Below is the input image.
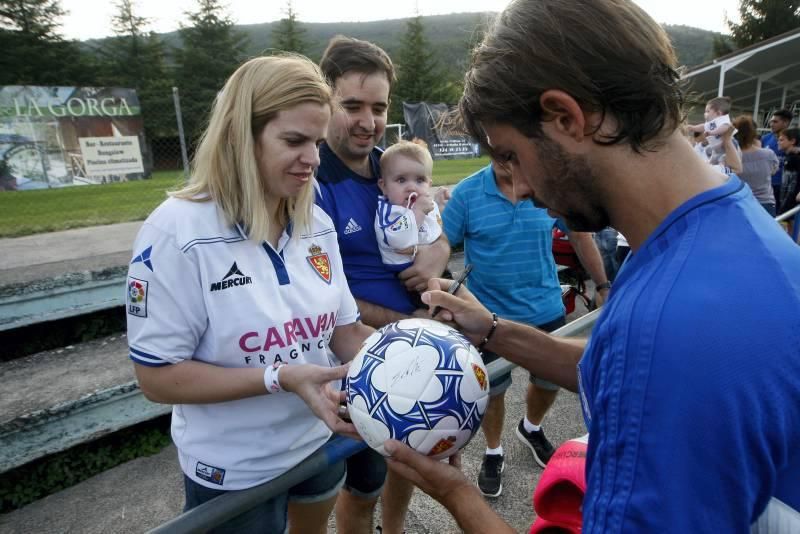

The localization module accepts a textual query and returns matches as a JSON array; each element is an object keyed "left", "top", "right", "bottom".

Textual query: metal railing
[
  {"left": 147, "top": 310, "right": 601, "bottom": 534},
  {"left": 775, "top": 204, "right": 800, "bottom": 243}
]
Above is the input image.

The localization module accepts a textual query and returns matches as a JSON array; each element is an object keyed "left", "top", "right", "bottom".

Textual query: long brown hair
[{"left": 733, "top": 115, "right": 758, "bottom": 150}]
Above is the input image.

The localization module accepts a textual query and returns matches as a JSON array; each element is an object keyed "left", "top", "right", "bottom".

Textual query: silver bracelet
[{"left": 264, "top": 362, "right": 287, "bottom": 394}]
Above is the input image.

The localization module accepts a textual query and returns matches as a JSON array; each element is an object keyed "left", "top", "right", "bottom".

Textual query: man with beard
[
  {"left": 315, "top": 36, "right": 451, "bottom": 534},
  {"left": 381, "top": 0, "right": 800, "bottom": 532}
]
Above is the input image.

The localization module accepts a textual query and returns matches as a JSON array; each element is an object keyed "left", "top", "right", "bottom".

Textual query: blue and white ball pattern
[{"left": 346, "top": 318, "right": 490, "bottom": 459}]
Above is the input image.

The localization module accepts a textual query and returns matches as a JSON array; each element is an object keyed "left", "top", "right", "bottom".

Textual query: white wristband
[{"left": 264, "top": 363, "right": 287, "bottom": 394}]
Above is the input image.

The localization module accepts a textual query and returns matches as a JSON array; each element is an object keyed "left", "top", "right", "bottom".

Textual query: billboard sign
[
  {"left": 0, "top": 86, "right": 149, "bottom": 191},
  {"left": 402, "top": 102, "right": 480, "bottom": 160}
]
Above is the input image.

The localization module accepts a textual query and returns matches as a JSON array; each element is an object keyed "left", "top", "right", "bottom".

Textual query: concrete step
[
  {"left": 0, "top": 334, "right": 169, "bottom": 472},
  {"left": 0, "top": 222, "right": 140, "bottom": 331}
]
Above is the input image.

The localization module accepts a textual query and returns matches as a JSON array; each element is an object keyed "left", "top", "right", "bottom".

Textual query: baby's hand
[{"left": 413, "top": 193, "right": 434, "bottom": 216}]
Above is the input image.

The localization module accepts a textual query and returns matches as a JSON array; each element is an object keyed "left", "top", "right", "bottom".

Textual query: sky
[{"left": 59, "top": 0, "right": 741, "bottom": 41}]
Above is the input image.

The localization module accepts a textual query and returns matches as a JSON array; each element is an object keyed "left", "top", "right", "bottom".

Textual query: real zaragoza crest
[{"left": 306, "top": 243, "right": 331, "bottom": 284}]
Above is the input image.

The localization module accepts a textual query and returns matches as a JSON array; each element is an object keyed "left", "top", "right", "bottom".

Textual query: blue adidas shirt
[
  {"left": 315, "top": 143, "right": 416, "bottom": 314},
  {"left": 578, "top": 175, "right": 800, "bottom": 531},
  {"left": 443, "top": 164, "right": 564, "bottom": 326}
]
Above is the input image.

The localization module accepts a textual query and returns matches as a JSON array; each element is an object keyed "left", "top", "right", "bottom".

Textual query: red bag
[{"left": 552, "top": 228, "right": 580, "bottom": 269}]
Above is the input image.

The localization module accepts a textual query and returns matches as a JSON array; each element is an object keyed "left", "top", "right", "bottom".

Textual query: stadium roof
[{"left": 682, "top": 27, "right": 800, "bottom": 125}]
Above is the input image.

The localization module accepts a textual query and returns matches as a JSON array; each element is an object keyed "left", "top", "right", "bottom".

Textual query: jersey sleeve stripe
[{"left": 129, "top": 346, "right": 171, "bottom": 367}]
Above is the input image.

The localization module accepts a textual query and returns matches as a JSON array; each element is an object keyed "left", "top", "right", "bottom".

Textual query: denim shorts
[
  {"left": 182, "top": 447, "right": 346, "bottom": 533},
  {"left": 481, "top": 315, "right": 566, "bottom": 394},
  {"left": 343, "top": 446, "right": 387, "bottom": 499}
]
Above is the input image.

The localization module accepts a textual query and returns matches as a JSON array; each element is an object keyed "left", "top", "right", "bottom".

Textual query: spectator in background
[
  {"left": 440, "top": 159, "right": 608, "bottom": 498},
  {"left": 593, "top": 227, "right": 620, "bottom": 282},
  {"left": 778, "top": 128, "right": 800, "bottom": 236},
  {"left": 734, "top": 115, "right": 779, "bottom": 216},
  {"left": 762, "top": 109, "right": 793, "bottom": 205},
  {"left": 687, "top": 96, "right": 735, "bottom": 165},
  {"left": 711, "top": 125, "right": 742, "bottom": 175}
]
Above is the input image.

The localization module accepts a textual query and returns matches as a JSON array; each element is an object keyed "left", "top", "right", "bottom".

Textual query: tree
[
  {"left": 174, "top": 0, "right": 248, "bottom": 142},
  {"left": 270, "top": 1, "right": 310, "bottom": 56},
  {"left": 0, "top": 0, "right": 95, "bottom": 85},
  {"left": 711, "top": 34, "right": 735, "bottom": 58},
  {"left": 722, "top": 0, "right": 800, "bottom": 53},
  {"left": 391, "top": 15, "right": 451, "bottom": 123},
  {"left": 99, "top": 0, "right": 173, "bottom": 137}
]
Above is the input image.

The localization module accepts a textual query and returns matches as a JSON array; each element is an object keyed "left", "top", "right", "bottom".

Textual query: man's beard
[{"left": 533, "top": 134, "right": 610, "bottom": 233}]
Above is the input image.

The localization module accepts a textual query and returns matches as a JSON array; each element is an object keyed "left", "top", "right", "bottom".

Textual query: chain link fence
[{"left": 0, "top": 87, "right": 191, "bottom": 238}]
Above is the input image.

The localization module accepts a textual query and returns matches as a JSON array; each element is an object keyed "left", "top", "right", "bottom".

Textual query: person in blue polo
[{"left": 441, "top": 159, "right": 609, "bottom": 498}]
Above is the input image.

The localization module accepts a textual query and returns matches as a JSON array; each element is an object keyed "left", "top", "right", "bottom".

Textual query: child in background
[
  {"left": 375, "top": 140, "right": 442, "bottom": 270},
  {"left": 777, "top": 128, "right": 800, "bottom": 226},
  {"left": 688, "top": 96, "right": 735, "bottom": 165}
]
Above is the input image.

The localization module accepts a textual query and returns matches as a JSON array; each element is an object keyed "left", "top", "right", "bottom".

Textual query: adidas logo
[
  {"left": 210, "top": 262, "right": 253, "bottom": 292},
  {"left": 343, "top": 218, "right": 363, "bottom": 235}
]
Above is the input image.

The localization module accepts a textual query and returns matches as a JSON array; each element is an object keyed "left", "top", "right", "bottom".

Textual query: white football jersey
[
  {"left": 374, "top": 195, "right": 442, "bottom": 267},
  {"left": 126, "top": 197, "right": 358, "bottom": 490}
]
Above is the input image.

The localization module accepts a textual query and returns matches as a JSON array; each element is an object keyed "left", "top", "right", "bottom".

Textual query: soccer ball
[{"left": 346, "top": 318, "right": 490, "bottom": 459}]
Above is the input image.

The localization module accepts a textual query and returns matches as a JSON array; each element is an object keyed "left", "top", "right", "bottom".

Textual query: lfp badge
[
  {"left": 127, "top": 277, "right": 148, "bottom": 317},
  {"left": 306, "top": 243, "right": 331, "bottom": 284}
]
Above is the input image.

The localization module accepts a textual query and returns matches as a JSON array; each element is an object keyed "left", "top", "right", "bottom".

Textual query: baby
[
  {"left": 688, "top": 96, "right": 735, "bottom": 165},
  {"left": 375, "top": 140, "right": 442, "bottom": 270}
]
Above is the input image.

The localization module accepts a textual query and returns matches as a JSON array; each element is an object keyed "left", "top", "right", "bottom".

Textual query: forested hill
[{"left": 147, "top": 12, "right": 721, "bottom": 71}]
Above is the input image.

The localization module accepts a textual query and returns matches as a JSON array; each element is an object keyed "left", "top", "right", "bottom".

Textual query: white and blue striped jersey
[
  {"left": 374, "top": 195, "right": 442, "bottom": 269},
  {"left": 126, "top": 196, "right": 359, "bottom": 490}
]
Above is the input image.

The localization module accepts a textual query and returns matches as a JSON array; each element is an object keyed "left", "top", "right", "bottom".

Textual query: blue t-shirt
[
  {"left": 315, "top": 143, "right": 416, "bottom": 314},
  {"left": 578, "top": 175, "right": 800, "bottom": 532},
  {"left": 443, "top": 164, "right": 564, "bottom": 326},
  {"left": 762, "top": 132, "right": 785, "bottom": 187}
]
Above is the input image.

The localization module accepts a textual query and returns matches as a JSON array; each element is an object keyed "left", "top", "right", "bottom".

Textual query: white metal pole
[{"left": 753, "top": 77, "right": 763, "bottom": 125}]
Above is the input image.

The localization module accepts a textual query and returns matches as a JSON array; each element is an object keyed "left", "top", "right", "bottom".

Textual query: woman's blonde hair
[{"left": 172, "top": 55, "right": 332, "bottom": 243}]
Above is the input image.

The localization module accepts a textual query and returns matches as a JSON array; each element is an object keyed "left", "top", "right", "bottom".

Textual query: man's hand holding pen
[{"left": 422, "top": 272, "right": 496, "bottom": 348}]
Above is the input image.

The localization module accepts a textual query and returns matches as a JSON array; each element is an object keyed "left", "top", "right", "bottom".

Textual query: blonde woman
[{"left": 126, "top": 55, "right": 373, "bottom": 533}]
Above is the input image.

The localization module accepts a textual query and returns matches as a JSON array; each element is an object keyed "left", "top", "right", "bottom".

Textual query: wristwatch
[{"left": 595, "top": 281, "right": 612, "bottom": 291}]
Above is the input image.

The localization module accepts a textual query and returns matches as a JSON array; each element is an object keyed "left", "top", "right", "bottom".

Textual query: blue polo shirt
[
  {"left": 315, "top": 143, "right": 416, "bottom": 314},
  {"left": 578, "top": 175, "right": 800, "bottom": 531},
  {"left": 443, "top": 164, "right": 564, "bottom": 326},
  {"left": 762, "top": 132, "right": 785, "bottom": 187}
]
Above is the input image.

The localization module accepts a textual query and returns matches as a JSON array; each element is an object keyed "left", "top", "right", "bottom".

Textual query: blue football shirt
[
  {"left": 578, "top": 175, "right": 800, "bottom": 531},
  {"left": 315, "top": 143, "right": 417, "bottom": 314}
]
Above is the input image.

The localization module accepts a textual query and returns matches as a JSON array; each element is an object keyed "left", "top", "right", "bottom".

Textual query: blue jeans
[
  {"left": 593, "top": 227, "right": 620, "bottom": 281},
  {"left": 182, "top": 449, "right": 345, "bottom": 533}
]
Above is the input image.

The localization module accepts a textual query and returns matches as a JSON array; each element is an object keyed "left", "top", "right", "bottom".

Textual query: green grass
[
  {"left": 0, "top": 157, "right": 490, "bottom": 238},
  {"left": 432, "top": 156, "right": 490, "bottom": 186},
  {"left": 0, "top": 171, "right": 187, "bottom": 237}
]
